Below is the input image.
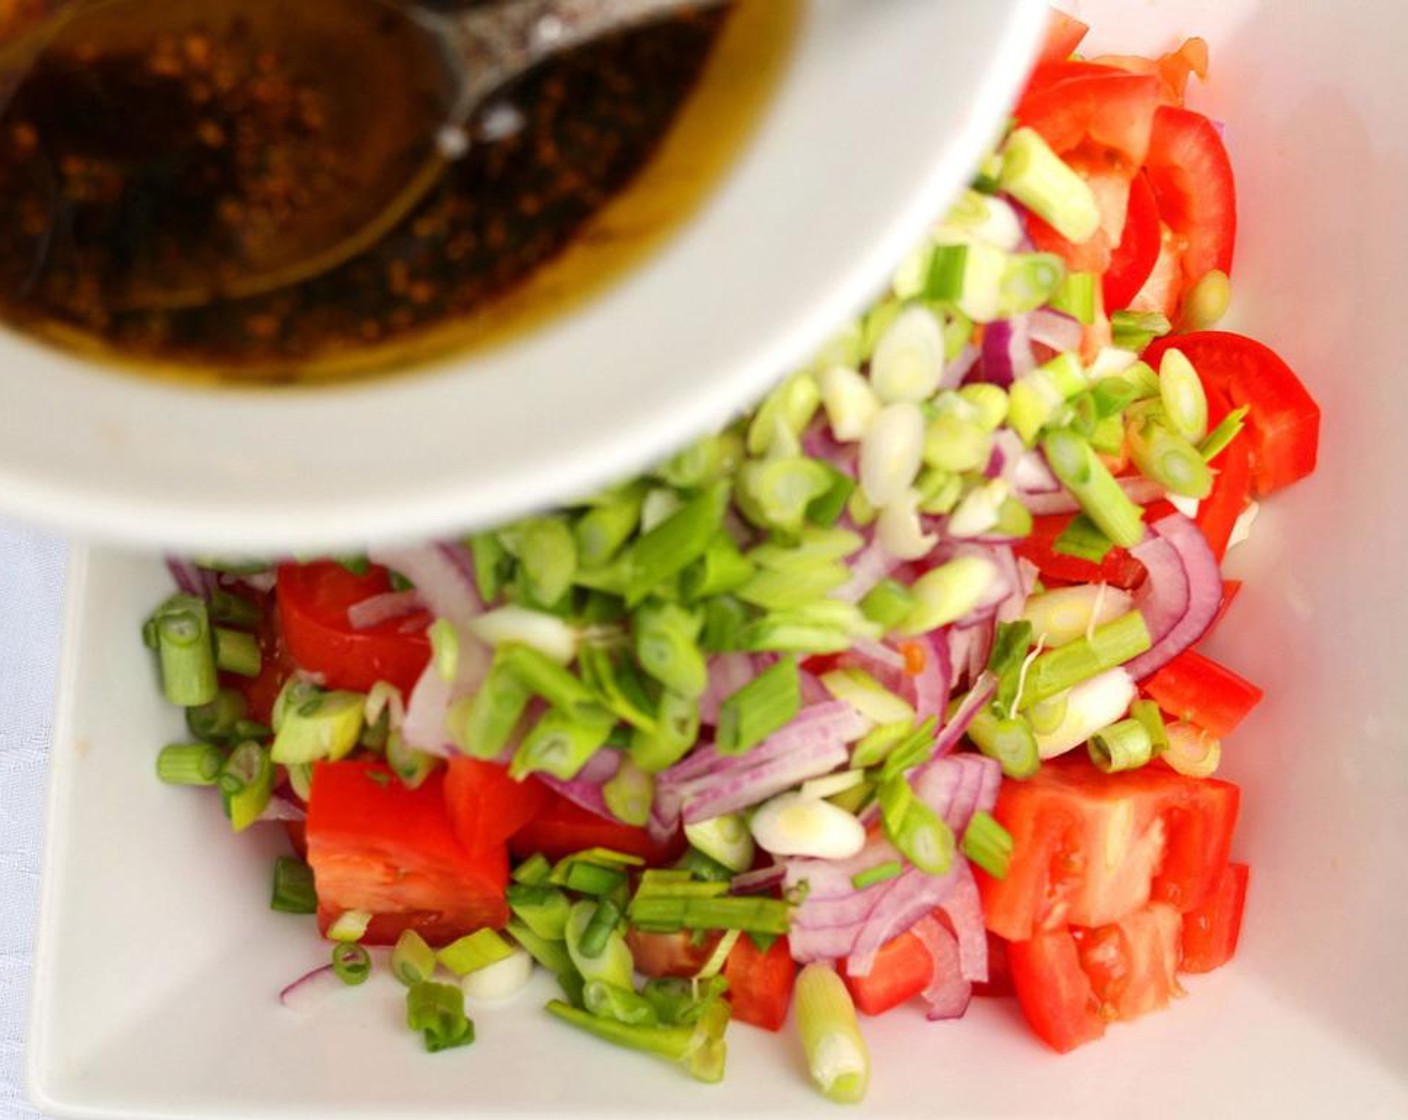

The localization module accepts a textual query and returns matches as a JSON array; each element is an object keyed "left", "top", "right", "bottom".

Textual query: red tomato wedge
[
  {"left": 1007, "top": 927, "right": 1106, "bottom": 1053},
  {"left": 307, "top": 761, "right": 509, "bottom": 945},
  {"left": 1146, "top": 331, "right": 1320, "bottom": 495},
  {"left": 1009, "top": 901, "right": 1184, "bottom": 1054},
  {"left": 1142, "top": 649, "right": 1264, "bottom": 738},
  {"left": 1034, "top": 8, "right": 1088, "bottom": 67},
  {"left": 1180, "top": 861, "right": 1250, "bottom": 973},
  {"left": 1102, "top": 171, "right": 1161, "bottom": 312},
  {"left": 1016, "top": 71, "right": 1162, "bottom": 275},
  {"left": 276, "top": 561, "right": 432, "bottom": 696},
  {"left": 508, "top": 787, "right": 678, "bottom": 865},
  {"left": 724, "top": 935, "right": 797, "bottom": 1032},
  {"left": 1143, "top": 106, "right": 1237, "bottom": 298},
  {"left": 1091, "top": 37, "right": 1210, "bottom": 106},
  {"left": 977, "top": 756, "right": 1240, "bottom": 941},
  {"left": 840, "top": 929, "right": 934, "bottom": 1016},
  {"left": 443, "top": 758, "right": 549, "bottom": 856},
  {"left": 1014, "top": 513, "right": 1148, "bottom": 590}
]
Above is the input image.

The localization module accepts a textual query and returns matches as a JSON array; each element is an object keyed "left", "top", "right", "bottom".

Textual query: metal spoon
[{"left": 18, "top": 0, "right": 721, "bottom": 309}]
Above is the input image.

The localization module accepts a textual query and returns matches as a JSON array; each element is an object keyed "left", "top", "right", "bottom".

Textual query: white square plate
[{"left": 27, "top": 1, "right": 1408, "bottom": 1115}]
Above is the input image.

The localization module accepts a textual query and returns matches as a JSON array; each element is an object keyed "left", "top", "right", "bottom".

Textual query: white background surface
[{"left": 0, "top": 520, "right": 65, "bottom": 1120}]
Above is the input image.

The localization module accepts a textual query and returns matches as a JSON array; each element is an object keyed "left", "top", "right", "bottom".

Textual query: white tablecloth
[{"left": 0, "top": 521, "right": 68, "bottom": 1120}]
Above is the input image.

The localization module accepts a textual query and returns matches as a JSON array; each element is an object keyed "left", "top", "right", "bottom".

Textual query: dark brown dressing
[{"left": 0, "top": 0, "right": 795, "bottom": 386}]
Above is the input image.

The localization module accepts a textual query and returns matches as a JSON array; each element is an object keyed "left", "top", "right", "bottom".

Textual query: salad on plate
[{"left": 141, "top": 8, "right": 1320, "bottom": 1103}]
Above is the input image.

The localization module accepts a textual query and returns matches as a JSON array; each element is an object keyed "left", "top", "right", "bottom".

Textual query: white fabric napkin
[{"left": 0, "top": 520, "right": 68, "bottom": 1119}]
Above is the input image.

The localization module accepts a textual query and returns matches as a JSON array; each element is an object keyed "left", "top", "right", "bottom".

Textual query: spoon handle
[{"left": 447, "top": 0, "right": 724, "bottom": 109}]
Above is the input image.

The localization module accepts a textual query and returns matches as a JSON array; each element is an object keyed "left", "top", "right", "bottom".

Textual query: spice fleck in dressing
[{"left": 0, "top": 0, "right": 794, "bottom": 386}]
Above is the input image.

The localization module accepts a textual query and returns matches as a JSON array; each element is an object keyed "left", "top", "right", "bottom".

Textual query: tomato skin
[
  {"left": 724, "top": 935, "right": 797, "bottom": 1032},
  {"left": 840, "top": 930, "right": 934, "bottom": 1016},
  {"left": 1102, "top": 171, "right": 1161, "bottom": 312},
  {"left": 509, "top": 787, "right": 678, "bottom": 865},
  {"left": 1008, "top": 928, "right": 1107, "bottom": 1053},
  {"left": 978, "top": 756, "right": 1240, "bottom": 941},
  {"left": 276, "top": 561, "right": 432, "bottom": 696},
  {"left": 1180, "top": 861, "right": 1249, "bottom": 973},
  {"left": 1142, "top": 649, "right": 1263, "bottom": 738},
  {"left": 1146, "top": 331, "right": 1320, "bottom": 496},
  {"left": 443, "top": 758, "right": 549, "bottom": 855},
  {"left": 1014, "top": 513, "right": 1148, "bottom": 590},
  {"left": 971, "top": 932, "right": 1014, "bottom": 998},
  {"left": 307, "top": 761, "right": 509, "bottom": 946},
  {"left": 1143, "top": 106, "right": 1237, "bottom": 298}
]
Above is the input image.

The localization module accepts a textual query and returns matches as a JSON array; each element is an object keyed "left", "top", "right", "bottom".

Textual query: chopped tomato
[
  {"left": 1194, "top": 393, "right": 1254, "bottom": 562},
  {"left": 1129, "top": 222, "right": 1182, "bottom": 318},
  {"left": 1101, "top": 171, "right": 1160, "bottom": 312},
  {"left": 1143, "top": 106, "right": 1237, "bottom": 307},
  {"left": 306, "top": 761, "right": 508, "bottom": 945},
  {"left": 1146, "top": 331, "right": 1320, "bottom": 495},
  {"left": 509, "top": 787, "right": 678, "bottom": 865},
  {"left": 1009, "top": 901, "right": 1184, "bottom": 1053},
  {"left": 724, "top": 935, "right": 796, "bottom": 1032},
  {"left": 840, "top": 929, "right": 934, "bottom": 1016},
  {"left": 1007, "top": 927, "right": 1106, "bottom": 1053},
  {"left": 978, "top": 755, "right": 1240, "bottom": 941},
  {"left": 625, "top": 928, "right": 722, "bottom": 979},
  {"left": 1180, "top": 861, "right": 1249, "bottom": 973},
  {"left": 1017, "top": 71, "right": 1162, "bottom": 275},
  {"left": 1014, "top": 513, "right": 1147, "bottom": 590},
  {"left": 1034, "top": 8, "right": 1088, "bottom": 67},
  {"left": 1208, "top": 579, "right": 1244, "bottom": 635},
  {"left": 1142, "top": 649, "right": 1263, "bottom": 738},
  {"left": 443, "top": 758, "right": 549, "bottom": 855},
  {"left": 234, "top": 598, "right": 298, "bottom": 726},
  {"left": 276, "top": 561, "right": 432, "bottom": 696}
]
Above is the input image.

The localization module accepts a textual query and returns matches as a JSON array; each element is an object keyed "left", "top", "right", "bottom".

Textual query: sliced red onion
[
  {"left": 833, "top": 538, "right": 901, "bottom": 603},
  {"left": 400, "top": 636, "right": 490, "bottom": 756},
  {"left": 678, "top": 736, "right": 850, "bottom": 824},
  {"left": 850, "top": 637, "right": 905, "bottom": 672},
  {"left": 798, "top": 667, "right": 830, "bottom": 706},
  {"left": 257, "top": 793, "right": 307, "bottom": 823},
  {"left": 938, "top": 865, "right": 989, "bottom": 983},
  {"left": 976, "top": 315, "right": 1035, "bottom": 388},
  {"left": 1027, "top": 306, "right": 1084, "bottom": 355},
  {"left": 927, "top": 670, "right": 997, "bottom": 758},
  {"left": 534, "top": 750, "right": 621, "bottom": 819},
  {"left": 946, "top": 625, "right": 992, "bottom": 689},
  {"left": 698, "top": 652, "right": 755, "bottom": 727},
  {"left": 905, "top": 629, "right": 952, "bottom": 722},
  {"left": 789, "top": 923, "right": 872, "bottom": 964},
  {"left": 664, "top": 702, "right": 867, "bottom": 787},
  {"left": 944, "top": 342, "right": 980, "bottom": 390},
  {"left": 226, "top": 568, "right": 277, "bottom": 595},
  {"left": 910, "top": 915, "right": 972, "bottom": 1020},
  {"left": 1021, "top": 475, "right": 1168, "bottom": 516},
  {"left": 1011, "top": 447, "right": 1061, "bottom": 495},
  {"left": 166, "top": 557, "right": 209, "bottom": 597},
  {"left": 785, "top": 833, "right": 902, "bottom": 902},
  {"left": 368, "top": 542, "right": 483, "bottom": 629},
  {"left": 983, "top": 429, "right": 1026, "bottom": 483},
  {"left": 911, "top": 754, "right": 1000, "bottom": 835},
  {"left": 730, "top": 863, "right": 787, "bottom": 895},
  {"left": 347, "top": 589, "right": 425, "bottom": 631},
  {"left": 845, "top": 862, "right": 962, "bottom": 976},
  {"left": 279, "top": 964, "right": 343, "bottom": 1013},
  {"left": 801, "top": 422, "right": 860, "bottom": 478},
  {"left": 1124, "top": 512, "right": 1223, "bottom": 680}
]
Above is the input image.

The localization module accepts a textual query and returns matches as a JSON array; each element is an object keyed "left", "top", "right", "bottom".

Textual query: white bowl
[
  {"left": 0, "top": 0, "right": 1045, "bottom": 554},
  {"left": 27, "top": 0, "right": 1408, "bottom": 1116}
]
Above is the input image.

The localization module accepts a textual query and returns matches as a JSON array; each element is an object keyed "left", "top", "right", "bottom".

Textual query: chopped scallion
[
  {"left": 795, "top": 964, "right": 869, "bottom": 1103},
  {"left": 716, "top": 657, "right": 800, "bottom": 755},
  {"left": 406, "top": 980, "right": 475, "bottom": 1052},
  {"left": 269, "top": 856, "right": 317, "bottom": 914},
  {"left": 392, "top": 929, "right": 438, "bottom": 986},
  {"left": 439, "top": 929, "right": 515, "bottom": 977},
  {"left": 961, "top": 810, "right": 1014, "bottom": 879},
  {"left": 331, "top": 942, "right": 371, "bottom": 986},
  {"left": 156, "top": 742, "right": 223, "bottom": 786}
]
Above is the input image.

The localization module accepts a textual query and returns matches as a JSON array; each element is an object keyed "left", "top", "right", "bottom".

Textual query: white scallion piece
[
  {"left": 876, "top": 489, "right": 937, "bottom": 561},
  {"left": 869, "top": 306, "right": 946, "bottom": 404},
  {"left": 1022, "top": 584, "right": 1134, "bottom": 648},
  {"left": 1033, "top": 668, "right": 1137, "bottom": 759},
  {"left": 460, "top": 947, "right": 534, "bottom": 1002},
  {"left": 749, "top": 792, "right": 867, "bottom": 860},
  {"left": 683, "top": 813, "right": 755, "bottom": 872},
  {"left": 818, "top": 364, "right": 880, "bottom": 442},
  {"left": 859, "top": 402, "right": 925, "bottom": 506},
  {"left": 946, "top": 478, "right": 1011, "bottom": 539},
  {"left": 468, "top": 606, "right": 578, "bottom": 664}
]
